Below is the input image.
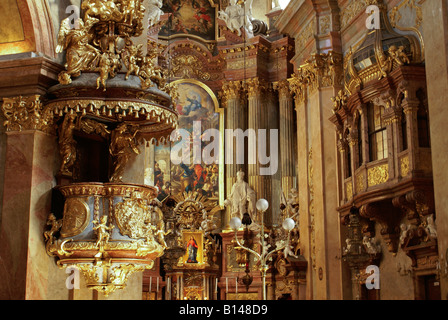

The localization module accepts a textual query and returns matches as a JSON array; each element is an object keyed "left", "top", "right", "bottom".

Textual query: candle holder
[{"left": 229, "top": 199, "right": 296, "bottom": 300}]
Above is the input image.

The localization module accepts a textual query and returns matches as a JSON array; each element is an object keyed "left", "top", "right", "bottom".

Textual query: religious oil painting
[
  {"left": 154, "top": 79, "right": 222, "bottom": 204},
  {"left": 182, "top": 231, "right": 204, "bottom": 264},
  {"left": 159, "top": 0, "right": 216, "bottom": 41}
]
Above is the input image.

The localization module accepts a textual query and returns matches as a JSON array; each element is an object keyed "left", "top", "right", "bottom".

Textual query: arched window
[
  {"left": 368, "top": 103, "right": 388, "bottom": 161},
  {"left": 416, "top": 89, "right": 431, "bottom": 148}
]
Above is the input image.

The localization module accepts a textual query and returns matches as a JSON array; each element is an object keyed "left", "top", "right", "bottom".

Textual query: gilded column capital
[
  {"left": 244, "top": 77, "right": 269, "bottom": 98},
  {"left": 220, "top": 80, "right": 242, "bottom": 101},
  {"left": 1, "top": 95, "right": 55, "bottom": 134},
  {"left": 289, "top": 51, "right": 343, "bottom": 104},
  {"left": 273, "top": 79, "right": 292, "bottom": 99}
]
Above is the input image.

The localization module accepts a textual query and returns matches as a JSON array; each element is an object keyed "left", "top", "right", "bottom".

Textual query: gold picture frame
[{"left": 182, "top": 230, "right": 205, "bottom": 265}]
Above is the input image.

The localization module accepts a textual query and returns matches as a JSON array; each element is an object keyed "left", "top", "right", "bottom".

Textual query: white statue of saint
[
  {"left": 425, "top": 214, "right": 437, "bottom": 240},
  {"left": 218, "top": 0, "right": 253, "bottom": 37},
  {"left": 147, "top": 0, "right": 163, "bottom": 27},
  {"left": 224, "top": 169, "right": 256, "bottom": 221}
]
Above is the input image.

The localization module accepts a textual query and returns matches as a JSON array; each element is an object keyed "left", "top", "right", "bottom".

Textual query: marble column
[
  {"left": 222, "top": 80, "right": 244, "bottom": 229},
  {"left": 275, "top": 80, "right": 296, "bottom": 199},
  {"left": 422, "top": 0, "right": 448, "bottom": 300},
  {"left": 245, "top": 77, "right": 272, "bottom": 224}
]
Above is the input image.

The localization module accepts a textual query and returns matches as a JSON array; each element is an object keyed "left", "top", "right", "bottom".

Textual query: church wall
[{"left": 375, "top": 224, "right": 414, "bottom": 300}]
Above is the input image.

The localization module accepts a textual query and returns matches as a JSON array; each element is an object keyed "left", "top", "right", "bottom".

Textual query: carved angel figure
[
  {"left": 399, "top": 223, "right": 410, "bottom": 246},
  {"left": 388, "top": 45, "right": 410, "bottom": 66},
  {"left": 58, "top": 114, "right": 77, "bottom": 176},
  {"left": 109, "top": 123, "right": 140, "bottom": 182},
  {"left": 363, "top": 236, "right": 381, "bottom": 255},
  {"left": 44, "top": 213, "right": 63, "bottom": 244},
  {"left": 121, "top": 42, "right": 143, "bottom": 80},
  {"left": 96, "top": 52, "right": 120, "bottom": 91},
  {"left": 283, "top": 242, "right": 298, "bottom": 259},
  {"left": 92, "top": 216, "right": 114, "bottom": 256},
  {"left": 138, "top": 53, "right": 165, "bottom": 90},
  {"left": 81, "top": 0, "right": 123, "bottom": 23},
  {"left": 154, "top": 220, "right": 170, "bottom": 249}
]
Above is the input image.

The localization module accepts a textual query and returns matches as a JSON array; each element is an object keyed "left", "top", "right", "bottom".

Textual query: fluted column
[
  {"left": 275, "top": 79, "right": 296, "bottom": 198},
  {"left": 221, "top": 80, "right": 244, "bottom": 229},
  {"left": 245, "top": 77, "right": 272, "bottom": 224}
]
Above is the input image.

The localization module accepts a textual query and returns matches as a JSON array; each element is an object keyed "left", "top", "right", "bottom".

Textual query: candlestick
[{"left": 235, "top": 277, "right": 238, "bottom": 296}]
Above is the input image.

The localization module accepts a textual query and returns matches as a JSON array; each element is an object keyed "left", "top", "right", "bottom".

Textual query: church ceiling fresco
[{"left": 159, "top": 0, "right": 217, "bottom": 41}]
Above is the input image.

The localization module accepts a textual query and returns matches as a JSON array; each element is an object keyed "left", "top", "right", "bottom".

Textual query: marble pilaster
[{"left": 421, "top": 0, "right": 448, "bottom": 300}]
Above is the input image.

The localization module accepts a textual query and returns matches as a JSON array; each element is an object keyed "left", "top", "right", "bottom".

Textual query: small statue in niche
[
  {"left": 109, "top": 123, "right": 140, "bottom": 182},
  {"left": 58, "top": 114, "right": 77, "bottom": 177},
  {"left": 224, "top": 169, "right": 256, "bottom": 221}
]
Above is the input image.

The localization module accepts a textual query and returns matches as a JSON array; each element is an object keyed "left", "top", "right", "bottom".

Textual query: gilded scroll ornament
[
  {"left": 367, "top": 164, "right": 389, "bottom": 187},
  {"left": 169, "top": 54, "right": 211, "bottom": 81},
  {"left": 400, "top": 156, "right": 410, "bottom": 177},
  {"left": 2, "top": 95, "right": 54, "bottom": 133},
  {"left": 114, "top": 197, "right": 155, "bottom": 239},
  {"left": 331, "top": 90, "right": 349, "bottom": 114},
  {"left": 288, "top": 52, "right": 343, "bottom": 104}
]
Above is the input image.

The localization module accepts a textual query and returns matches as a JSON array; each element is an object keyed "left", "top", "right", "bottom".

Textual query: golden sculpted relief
[
  {"left": 288, "top": 51, "right": 343, "bottom": 104},
  {"left": 45, "top": 183, "right": 166, "bottom": 296},
  {"left": 55, "top": 0, "right": 167, "bottom": 92},
  {"left": 1, "top": 95, "right": 54, "bottom": 133}
]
